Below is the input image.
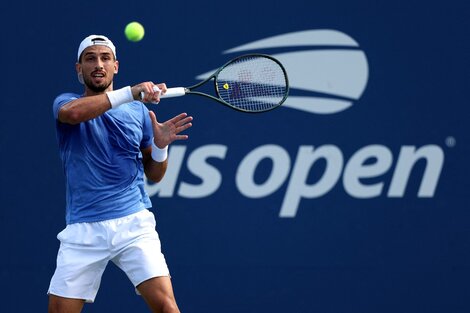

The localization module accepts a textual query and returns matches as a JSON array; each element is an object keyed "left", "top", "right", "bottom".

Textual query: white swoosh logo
[{"left": 197, "top": 29, "right": 369, "bottom": 115}]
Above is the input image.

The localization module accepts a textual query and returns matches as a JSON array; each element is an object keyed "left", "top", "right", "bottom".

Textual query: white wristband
[
  {"left": 151, "top": 141, "right": 168, "bottom": 162},
  {"left": 106, "top": 86, "right": 134, "bottom": 109}
]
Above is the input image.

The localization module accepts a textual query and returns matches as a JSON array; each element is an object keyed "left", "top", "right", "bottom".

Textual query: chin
[{"left": 85, "top": 81, "right": 111, "bottom": 93}]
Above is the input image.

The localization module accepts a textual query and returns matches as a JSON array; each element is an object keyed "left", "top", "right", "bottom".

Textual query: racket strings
[{"left": 216, "top": 56, "right": 288, "bottom": 112}]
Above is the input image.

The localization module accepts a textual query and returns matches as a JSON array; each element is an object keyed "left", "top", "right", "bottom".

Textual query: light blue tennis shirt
[{"left": 53, "top": 93, "right": 154, "bottom": 224}]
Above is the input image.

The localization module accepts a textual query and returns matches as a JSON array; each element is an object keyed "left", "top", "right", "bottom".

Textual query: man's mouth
[{"left": 92, "top": 72, "right": 105, "bottom": 78}]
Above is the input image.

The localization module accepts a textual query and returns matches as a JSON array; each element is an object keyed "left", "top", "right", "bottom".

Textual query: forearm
[
  {"left": 142, "top": 144, "right": 169, "bottom": 183},
  {"left": 58, "top": 94, "right": 112, "bottom": 124},
  {"left": 144, "top": 158, "right": 168, "bottom": 183},
  {"left": 58, "top": 86, "right": 136, "bottom": 124}
]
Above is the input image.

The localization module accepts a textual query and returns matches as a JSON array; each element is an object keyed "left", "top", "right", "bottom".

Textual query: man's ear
[
  {"left": 76, "top": 63, "right": 84, "bottom": 84},
  {"left": 114, "top": 60, "right": 119, "bottom": 74},
  {"left": 75, "top": 62, "right": 82, "bottom": 74}
]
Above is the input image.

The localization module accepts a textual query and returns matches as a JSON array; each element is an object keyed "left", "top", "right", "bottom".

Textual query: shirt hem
[{"left": 66, "top": 204, "right": 150, "bottom": 225}]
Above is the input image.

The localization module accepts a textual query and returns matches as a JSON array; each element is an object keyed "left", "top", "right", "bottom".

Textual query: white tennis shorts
[{"left": 48, "top": 209, "right": 170, "bottom": 303}]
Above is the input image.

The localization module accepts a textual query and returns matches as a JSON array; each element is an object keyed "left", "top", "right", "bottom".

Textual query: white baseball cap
[{"left": 77, "top": 35, "right": 116, "bottom": 62}]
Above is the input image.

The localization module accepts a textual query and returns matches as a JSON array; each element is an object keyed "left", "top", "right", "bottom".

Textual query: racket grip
[
  {"left": 140, "top": 86, "right": 186, "bottom": 102},
  {"left": 161, "top": 87, "right": 186, "bottom": 98}
]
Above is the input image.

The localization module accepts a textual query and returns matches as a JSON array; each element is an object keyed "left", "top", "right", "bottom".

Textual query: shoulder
[
  {"left": 52, "top": 92, "right": 81, "bottom": 119},
  {"left": 53, "top": 92, "right": 81, "bottom": 109},
  {"left": 54, "top": 92, "right": 81, "bottom": 104}
]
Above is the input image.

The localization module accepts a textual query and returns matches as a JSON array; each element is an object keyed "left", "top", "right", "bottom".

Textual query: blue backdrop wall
[{"left": 1, "top": 1, "right": 469, "bottom": 312}]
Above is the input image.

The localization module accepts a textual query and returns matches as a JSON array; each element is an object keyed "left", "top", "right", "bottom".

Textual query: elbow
[
  {"left": 59, "top": 108, "right": 83, "bottom": 125},
  {"left": 147, "top": 172, "right": 165, "bottom": 183}
]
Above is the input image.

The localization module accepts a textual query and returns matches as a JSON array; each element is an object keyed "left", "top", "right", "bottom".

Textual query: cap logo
[{"left": 91, "top": 37, "right": 109, "bottom": 45}]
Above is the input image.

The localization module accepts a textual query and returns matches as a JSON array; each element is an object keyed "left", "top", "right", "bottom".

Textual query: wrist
[
  {"left": 151, "top": 140, "right": 168, "bottom": 162},
  {"left": 106, "top": 86, "right": 133, "bottom": 109}
]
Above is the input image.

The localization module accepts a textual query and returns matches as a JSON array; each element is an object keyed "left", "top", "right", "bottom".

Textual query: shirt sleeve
[{"left": 52, "top": 93, "right": 79, "bottom": 120}]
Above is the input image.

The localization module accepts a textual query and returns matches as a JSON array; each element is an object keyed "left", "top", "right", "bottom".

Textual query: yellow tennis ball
[{"left": 125, "top": 22, "right": 145, "bottom": 42}]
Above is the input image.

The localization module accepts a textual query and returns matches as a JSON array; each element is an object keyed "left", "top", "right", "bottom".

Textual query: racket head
[{"left": 213, "top": 54, "right": 289, "bottom": 113}]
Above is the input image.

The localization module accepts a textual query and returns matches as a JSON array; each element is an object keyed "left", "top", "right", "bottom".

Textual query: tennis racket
[{"left": 141, "top": 54, "right": 289, "bottom": 113}]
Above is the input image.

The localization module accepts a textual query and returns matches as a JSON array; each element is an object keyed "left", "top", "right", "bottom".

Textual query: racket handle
[
  {"left": 161, "top": 87, "right": 186, "bottom": 98},
  {"left": 140, "top": 86, "right": 186, "bottom": 102}
]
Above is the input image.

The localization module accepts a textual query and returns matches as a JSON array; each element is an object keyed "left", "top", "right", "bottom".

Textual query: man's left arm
[
  {"left": 142, "top": 146, "right": 168, "bottom": 183},
  {"left": 142, "top": 110, "right": 193, "bottom": 182}
]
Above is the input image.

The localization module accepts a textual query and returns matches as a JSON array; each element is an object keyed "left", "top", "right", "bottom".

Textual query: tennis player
[{"left": 48, "top": 35, "right": 192, "bottom": 313}]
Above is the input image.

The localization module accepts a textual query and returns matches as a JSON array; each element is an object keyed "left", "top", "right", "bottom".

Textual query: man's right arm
[
  {"left": 58, "top": 94, "right": 112, "bottom": 125},
  {"left": 58, "top": 83, "right": 165, "bottom": 125}
]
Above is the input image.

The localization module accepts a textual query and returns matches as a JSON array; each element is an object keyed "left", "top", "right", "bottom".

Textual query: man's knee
[
  {"left": 137, "top": 276, "right": 180, "bottom": 313},
  {"left": 160, "top": 297, "right": 180, "bottom": 313},
  {"left": 48, "top": 294, "right": 85, "bottom": 313}
]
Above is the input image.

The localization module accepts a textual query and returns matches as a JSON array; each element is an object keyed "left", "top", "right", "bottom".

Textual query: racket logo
[
  {"left": 227, "top": 83, "right": 241, "bottom": 99},
  {"left": 213, "top": 29, "right": 369, "bottom": 115}
]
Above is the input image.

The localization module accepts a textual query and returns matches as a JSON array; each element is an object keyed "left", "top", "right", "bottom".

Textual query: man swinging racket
[{"left": 48, "top": 34, "right": 192, "bottom": 313}]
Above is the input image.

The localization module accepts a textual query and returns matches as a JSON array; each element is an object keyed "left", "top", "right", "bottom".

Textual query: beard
[{"left": 83, "top": 75, "right": 112, "bottom": 93}]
